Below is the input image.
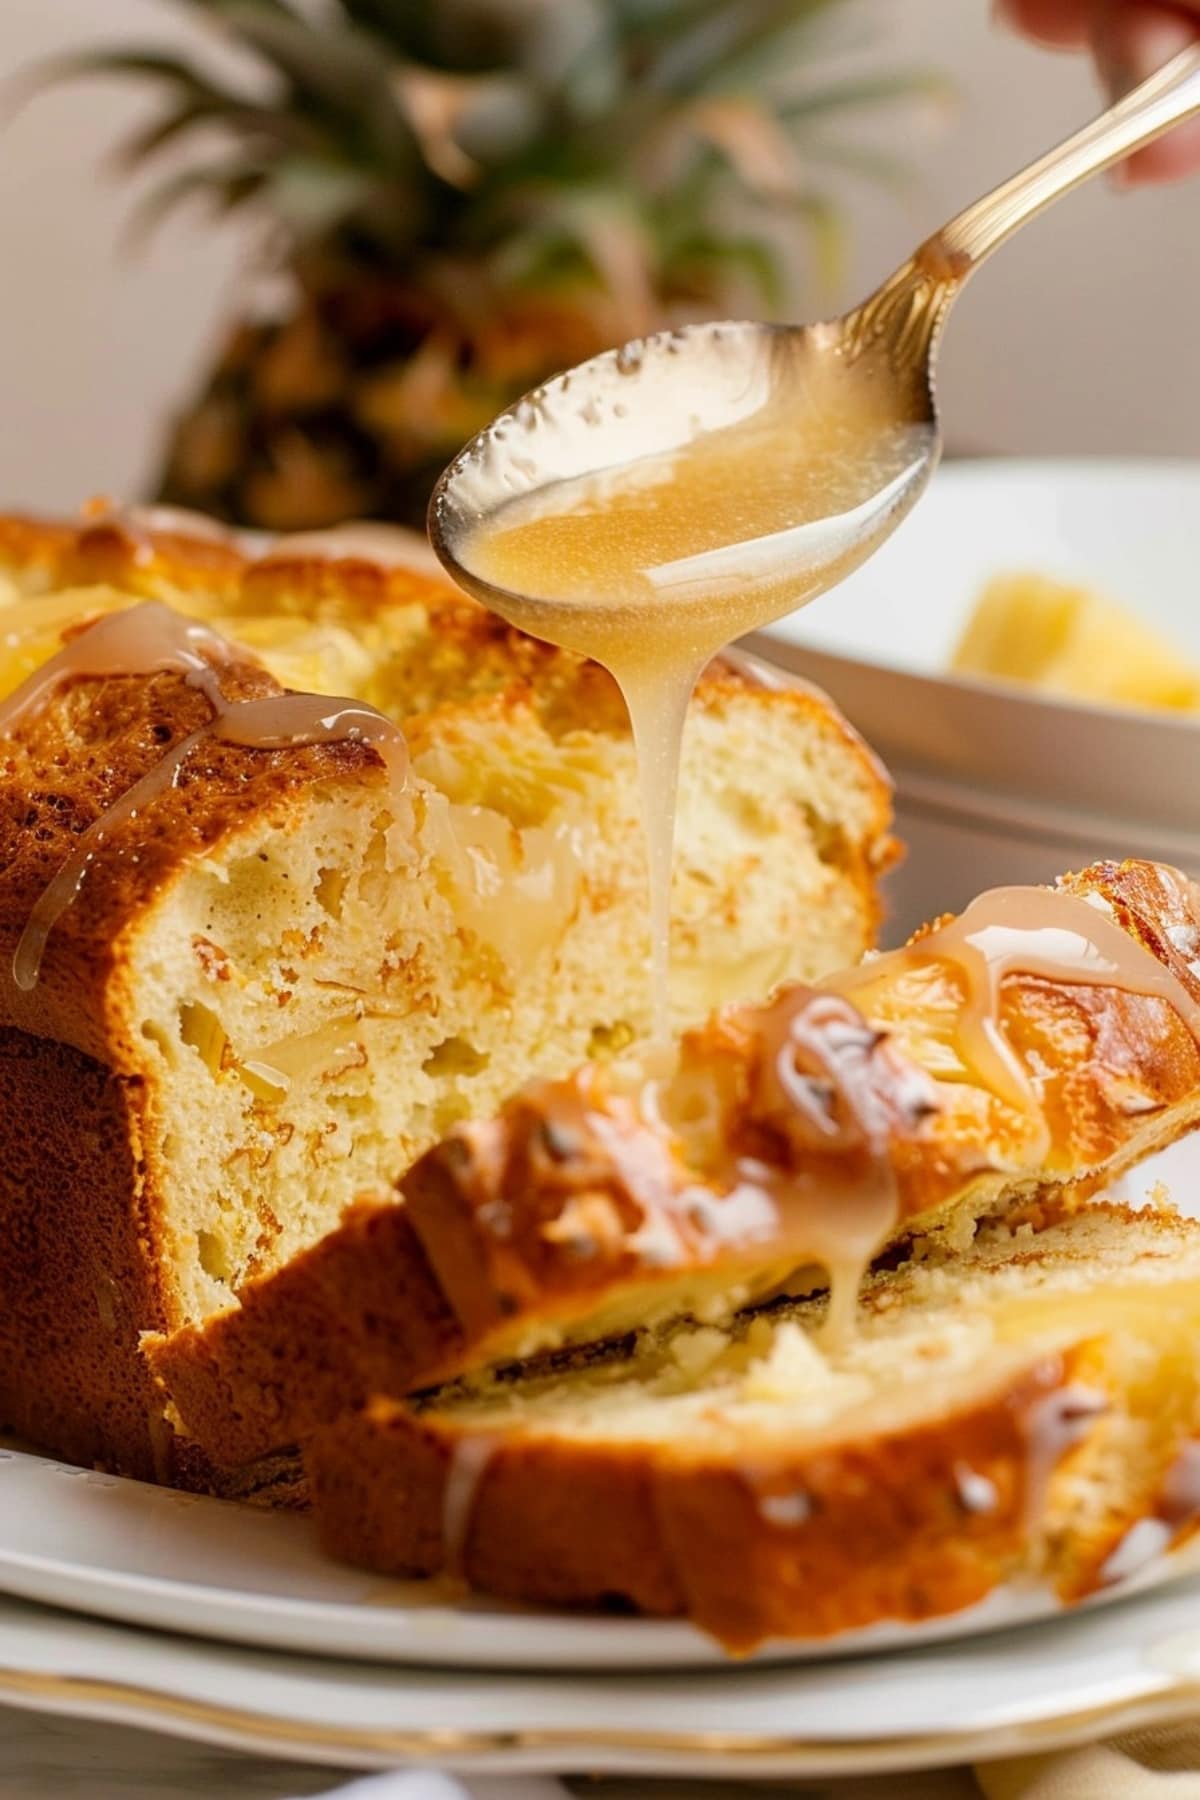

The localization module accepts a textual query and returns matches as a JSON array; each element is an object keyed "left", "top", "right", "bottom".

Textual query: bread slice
[
  {"left": 306, "top": 1201, "right": 1200, "bottom": 1651},
  {"left": 0, "top": 509, "right": 892, "bottom": 1480},
  {"left": 149, "top": 855, "right": 1200, "bottom": 1467}
]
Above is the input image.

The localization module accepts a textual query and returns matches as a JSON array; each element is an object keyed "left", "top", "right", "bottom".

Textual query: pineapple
[
  {"left": 953, "top": 574, "right": 1200, "bottom": 714},
  {"left": 46, "top": 1, "right": 944, "bottom": 531}
]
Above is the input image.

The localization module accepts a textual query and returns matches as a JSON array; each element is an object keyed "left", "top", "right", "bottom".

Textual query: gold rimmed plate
[{"left": 5, "top": 1571, "right": 1200, "bottom": 1778}]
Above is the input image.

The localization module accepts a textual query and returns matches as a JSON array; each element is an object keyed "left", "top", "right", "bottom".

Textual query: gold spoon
[{"left": 431, "top": 43, "right": 1200, "bottom": 626}]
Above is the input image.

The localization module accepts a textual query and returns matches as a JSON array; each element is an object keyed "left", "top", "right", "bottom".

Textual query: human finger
[{"left": 1091, "top": 1, "right": 1200, "bottom": 186}]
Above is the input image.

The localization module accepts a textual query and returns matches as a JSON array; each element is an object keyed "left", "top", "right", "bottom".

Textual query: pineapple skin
[{"left": 156, "top": 284, "right": 616, "bottom": 533}]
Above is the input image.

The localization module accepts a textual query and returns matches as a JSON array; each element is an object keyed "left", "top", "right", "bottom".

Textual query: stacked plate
[{"left": 3, "top": 1429, "right": 1200, "bottom": 1778}]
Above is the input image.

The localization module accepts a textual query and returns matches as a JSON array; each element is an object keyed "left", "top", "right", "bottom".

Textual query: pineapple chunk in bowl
[
  {"left": 750, "top": 458, "right": 1200, "bottom": 938},
  {"left": 951, "top": 572, "right": 1200, "bottom": 714}
]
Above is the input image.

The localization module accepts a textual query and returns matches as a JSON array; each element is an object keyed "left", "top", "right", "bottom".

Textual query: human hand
[{"left": 996, "top": 0, "right": 1200, "bottom": 184}]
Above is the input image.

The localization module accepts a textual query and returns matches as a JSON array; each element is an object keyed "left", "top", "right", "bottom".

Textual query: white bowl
[{"left": 752, "top": 458, "right": 1200, "bottom": 942}]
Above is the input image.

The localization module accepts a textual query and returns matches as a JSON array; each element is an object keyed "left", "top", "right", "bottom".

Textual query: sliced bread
[{"left": 307, "top": 1200, "right": 1200, "bottom": 1651}]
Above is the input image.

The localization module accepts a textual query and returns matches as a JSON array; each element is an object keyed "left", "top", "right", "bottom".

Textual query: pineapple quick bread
[{"left": 0, "top": 507, "right": 893, "bottom": 1482}]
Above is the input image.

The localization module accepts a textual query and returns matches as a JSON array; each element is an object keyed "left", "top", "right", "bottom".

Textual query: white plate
[
  {"left": 0, "top": 1116, "right": 1197, "bottom": 1678},
  {"left": 7, "top": 1571, "right": 1200, "bottom": 1777},
  {"left": 753, "top": 457, "right": 1200, "bottom": 934},
  {"left": 5, "top": 456, "right": 1200, "bottom": 1734}
]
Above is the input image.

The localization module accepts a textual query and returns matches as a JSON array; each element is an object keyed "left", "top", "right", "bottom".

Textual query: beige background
[{"left": 0, "top": 0, "right": 1196, "bottom": 514}]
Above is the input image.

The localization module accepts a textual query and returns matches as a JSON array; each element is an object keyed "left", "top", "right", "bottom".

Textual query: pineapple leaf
[
  {"left": 645, "top": 0, "right": 841, "bottom": 98},
  {"left": 265, "top": 156, "right": 382, "bottom": 237},
  {"left": 680, "top": 96, "right": 805, "bottom": 197},
  {"left": 669, "top": 229, "right": 791, "bottom": 310},
  {"left": 490, "top": 181, "right": 654, "bottom": 328},
  {"left": 448, "top": 77, "right": 546, "bottom": 168},
  {"left": 778, "top": 189, "right": 846, "bottom": 290},
  {"left": 35, "top": 0, "right": 939, "bottom": 351},
  {"left": 163, "top": 0, "right": 303, "bottom": 19},
  {"left": 113, "top": 98, "right": 325, "bottom": 173},
  {"left": 798, "top": 139, "right": 920, "bottom": 192},
  {"left": 697, "top": 2, "right": 857, "bottom": 95},
  {"left": 126, "top": 155, "right": 269, "bottom": 244},
  {"left": 780, "top": 68, "right": 955, "bottom": 122},
  {"left": 214, "top": 5, "right": 420, "bottom": 169},
  {"left": 23, "top": 48, "right": 259, "bottom": 114},
  {"left": 334, "top": 0, "right": 407, "bottom": 38}
]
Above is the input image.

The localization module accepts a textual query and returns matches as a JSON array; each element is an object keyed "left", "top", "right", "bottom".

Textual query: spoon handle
[
  {"left": 935, "top": 43, "right": 1200, "bottom": 271},
  {"left": 844, "top": 43, "right": 1200, "bottom": 374}
]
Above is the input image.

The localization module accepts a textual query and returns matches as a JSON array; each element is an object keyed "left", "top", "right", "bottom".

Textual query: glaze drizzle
[
  {"left": 829, "top": 883, "right": 1200, "bottom": 1157},
  {"left": 0, "top": 601, "right": 409, "bottom": 989}
]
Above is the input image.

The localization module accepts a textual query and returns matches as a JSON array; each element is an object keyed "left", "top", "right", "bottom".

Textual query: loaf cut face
[{"left": 0, "top": 510, "right": 893, "bottom": 1477}]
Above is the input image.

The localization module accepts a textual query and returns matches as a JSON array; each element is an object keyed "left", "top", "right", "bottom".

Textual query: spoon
[{"left": 429, "top": 44, "right": 1200, "bottom": 1036}]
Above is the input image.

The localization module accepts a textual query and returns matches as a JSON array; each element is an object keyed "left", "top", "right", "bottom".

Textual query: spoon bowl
[
  {"left": 432, "top": 40, "right": 1200, "bottom": 654},
  {"left": 429, "top": 317, "right": 937, "bottom": 668}
]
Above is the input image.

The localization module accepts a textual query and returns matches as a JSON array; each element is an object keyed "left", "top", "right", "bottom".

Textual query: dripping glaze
[
  {"left": 440, "top": 1434, "right": 503, "bottom": 1578},
  {"left": 503, "top": 987, "right": 940, "bottom": 1345},
  {"left": 723, "top": 881, "right": 1200, "bottom": 1333},
  {"left": 828, "top": 883, "right": 1200, "bottom": 1159},
  {"left": 498, "top": 871, "right": 1200, "bottom": 1347},
  {"left": 647, "top": 881, "right": 1200, "bottom": 1341},
  {"left": 448, "top": 337, "right": 930, "bottom": 1037},
  {"left": 697, "top": 986, "right": 938, "bottom": 1345},
  {"left": 0, "top": 601, "right": 409, "bottom": 990}
]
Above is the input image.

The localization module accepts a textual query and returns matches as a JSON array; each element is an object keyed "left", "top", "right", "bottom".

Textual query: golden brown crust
[
  {"left": 0, "top": 1028, "right": 170, "bottom": 1477},
  {"left": 149, "top": 857, "right": 1200, "bottom": 1471},
  {"left": 307, "top": 1353, "right": 1076, "bottom": 1651},
  {"left": 306, "top": 1201, "right": 1200, "bottom": 1650},
  {"left": 0, "top": 509, "right": 893, "bottom": 1068},
  {"left": 149, "top": 1204, "right": 461, "bottom": 1468}
]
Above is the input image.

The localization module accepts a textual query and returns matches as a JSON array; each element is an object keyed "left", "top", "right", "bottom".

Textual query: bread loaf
[{"left": 0, "top": 508, "right": 893, "bottom": 1479}]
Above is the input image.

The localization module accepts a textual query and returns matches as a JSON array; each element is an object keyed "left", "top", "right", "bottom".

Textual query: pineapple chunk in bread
[
  {"left": 151, "top": 856, "right": 1200, "bottom": 1467},
  {"left": 308, "top": 1202, "right": 1200, "bottom": 1651},
  {"left": 0, "top": 510, "right": 893, "bottom": 1482}
]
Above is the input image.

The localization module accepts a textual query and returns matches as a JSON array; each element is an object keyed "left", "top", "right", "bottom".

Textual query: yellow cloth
[{"left": 977, "top": 1722, "right": 1200, "bottom": 1797}]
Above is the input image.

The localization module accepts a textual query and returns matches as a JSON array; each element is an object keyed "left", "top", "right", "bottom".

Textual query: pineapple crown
[{"left": 38, "top": 0, "right": 948, "bottom": 337}]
